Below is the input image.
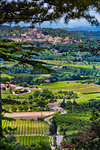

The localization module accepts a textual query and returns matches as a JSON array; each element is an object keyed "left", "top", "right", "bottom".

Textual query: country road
[
  {"left": 12, "top": 89, "right": 31, "bottom": 95},
  {"left": 44, "top": 110, "right": 67, "bottom": 149}
]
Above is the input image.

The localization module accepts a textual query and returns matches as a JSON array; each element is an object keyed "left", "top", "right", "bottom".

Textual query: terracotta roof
[{"left": 48, "top": 102, "right": 60, "bottom": 106}]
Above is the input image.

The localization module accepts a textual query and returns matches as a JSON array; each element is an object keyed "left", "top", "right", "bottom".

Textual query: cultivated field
[
  {"left": 3, "top": 117, "right": 52, "bottom": 145},
  {"left": 3, "top": 120, "right": 50, "bottom": 135},
  {"left": 38, "top": 81, "right": 100, "bottom": 93},
  {"left": 17, "top": 135, "right": 52, "bottom": 146},
  {"left": 44, "top": 60, "right": 100, "bottom": 69},
  {"left": 4, "top": 111, "right": 54, "bottom": 120},
  {"left": 38, "top": 81, "right": 100, "bottom": 103}
]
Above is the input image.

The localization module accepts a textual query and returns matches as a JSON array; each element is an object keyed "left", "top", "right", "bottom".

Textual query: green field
[
  {"left": 1, "top": 73, "right": 14, "bottom": 79},
  {"left": 2, "top": 119, "right": 52, "bottom": 146},
  {"left": 2, "top": 80, "right": 100, "bottom": 104},
  {"left": 38, "top": 80, "right": 100, "bottom": 103},
  {"left": 38, "top": 81, "right": 100, "bottom": 93},
  {"left": 44, "top": 60, "right": 100, "bottom": 69}
]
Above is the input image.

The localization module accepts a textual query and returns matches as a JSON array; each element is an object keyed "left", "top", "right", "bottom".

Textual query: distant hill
[
  {"left": 72, "top": 31, "right": 100, "bottom": 40},
  {"left": 1, "top": 26, "right": 100, "bottom": 81},
  {"left": 62, "top": 26, "right": 100, "bottom": 31},
  {"left": 0, "top": 26, "right": 99, "bottom": 63}
]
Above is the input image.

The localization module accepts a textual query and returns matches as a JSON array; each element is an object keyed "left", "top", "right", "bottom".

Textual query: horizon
[{"left": 3, "top": 23, "right": 100, "bottom": 31}]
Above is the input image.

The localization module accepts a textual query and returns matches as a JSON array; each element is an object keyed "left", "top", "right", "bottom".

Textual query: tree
[
  {"left": 49, "top": 120, "right": 57, "bottom": 135},
  {"left": 40, "top": 89, "right": 54, "bottom": 101},
  {"left": 32, "top": 141, "right": 52, "bottom": 150},
  {"left": 79, "top": 44, "right": 100, "bottom": 56},
  {"left": 9, "top": 86, "right": 12, "bottom": 94},
  {"left": 36, "top": 99, "right": 45, "bottom": 108},
  {"left": 61, "top": 99, "right": 66, "bottom": 108},
  {"left": 62, "top": 109, "right": 100, "bottom": 150},
  {"left": 34, "top": 90, "right": 41, "bottom": 99}
]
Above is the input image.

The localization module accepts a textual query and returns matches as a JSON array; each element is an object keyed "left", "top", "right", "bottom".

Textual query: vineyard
[
  {"left": 3, "top": 119, "right": 52, "bottom": 145},
  {"left": 17, "top": 135, "right": 52, "bottom": 145}
]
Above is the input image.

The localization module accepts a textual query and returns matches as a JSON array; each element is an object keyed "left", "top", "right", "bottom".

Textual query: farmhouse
[
  {"left": 52, "top": 107, "right": 63, "bottom": 112},
  {"left": 15, "top": 87, "right": 24, "bottom": 91},
  {"left": 44, "top": 79, "right": 50, "bottom": 83},
  {"left": 1, "top": 82, "right": 10, "bottom": 89},
  {"left": 48, "top": 102, "right": 60, "bottom": 109},
  {"left": 1, "top": 84, "right": 6, "bottom": 88},
  {"left": 52, "top": 66, "right": 63, "bottom": 69},
  {"left": 1, "top": 83, "right": 25, "bottom": 92}
]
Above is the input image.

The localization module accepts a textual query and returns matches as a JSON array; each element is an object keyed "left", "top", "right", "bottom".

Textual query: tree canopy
[
  {"left": 79, "top": 44, "right": 100, "bottom": 56},
  {"left": 0, "top": 0, "right": 100, "bottom": 26},
  {"left": 0, "top": 38, "right": 52, "bottom": 72}
]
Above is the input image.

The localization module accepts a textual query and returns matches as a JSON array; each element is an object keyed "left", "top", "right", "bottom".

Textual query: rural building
[
  {"left": 1, "top": 84, "right": 6, "bottom": 88},
  {"left": 52, "top": 107, "right": 63, "bottom": 112},
  {"left": 1, "top": 82, "right": 10, "bottom": 89},
  {"left": 9, "top": 84, "right": 18, "bottom": 90},
  {"left": 48, "top": 102, "right": 60, "bottom": 109},
  {"left": 15, "top": 87, "right": 24, "bottom": 91},
  {"left": 44, "top": 79, "right": 50, "bottom": 83}
]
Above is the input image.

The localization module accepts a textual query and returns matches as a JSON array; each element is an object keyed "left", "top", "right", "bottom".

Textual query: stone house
[{"left": 48, "top": 102, "right": 60, "bottom": 109}]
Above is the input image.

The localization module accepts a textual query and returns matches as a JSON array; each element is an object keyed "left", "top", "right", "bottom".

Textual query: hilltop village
[{"left": 6, "top": 27, "right": 83, "bottom": 44}]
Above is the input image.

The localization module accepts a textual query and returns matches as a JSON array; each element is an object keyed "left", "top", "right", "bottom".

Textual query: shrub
[
  {"left": 2, "top": 87, "right": 6, "bottom": 91},
  {"left": 11, "top": 106, "right": 17, "bottom": 112}
]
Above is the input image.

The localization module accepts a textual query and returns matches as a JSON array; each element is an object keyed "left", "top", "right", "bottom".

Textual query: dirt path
[{"left": 12, "top": 89, "right": 31, "bottom": 95}]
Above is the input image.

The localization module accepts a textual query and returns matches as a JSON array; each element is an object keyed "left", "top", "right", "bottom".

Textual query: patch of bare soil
[{"left": 4, "top": 111, "right": 54, "bottom": 121}]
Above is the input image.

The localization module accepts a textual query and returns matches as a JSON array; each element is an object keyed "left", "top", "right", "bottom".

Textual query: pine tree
[{"left": 0, "top": 0, "right": 100, "bottom": 25}]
